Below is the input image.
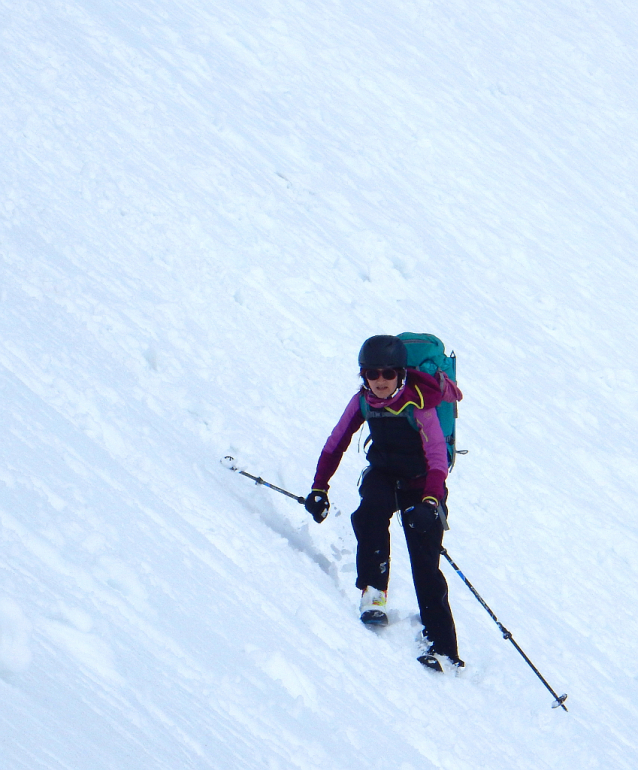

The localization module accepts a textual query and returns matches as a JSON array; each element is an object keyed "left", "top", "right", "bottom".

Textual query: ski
[
  {"left": 360, "top": 609, "right": 389, "bottom": 627},
  {"left": 417, "top": 653, "right": 444, "bottom": 673}
]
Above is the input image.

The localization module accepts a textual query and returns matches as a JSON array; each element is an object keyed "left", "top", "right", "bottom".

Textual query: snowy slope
[{"left": 2, "top": 0, "right": 638, "bottom": 767}]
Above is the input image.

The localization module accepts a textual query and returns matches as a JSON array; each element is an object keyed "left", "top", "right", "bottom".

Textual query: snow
[{"left": 2, "top": 0, "right": 638, "bottom": 767}]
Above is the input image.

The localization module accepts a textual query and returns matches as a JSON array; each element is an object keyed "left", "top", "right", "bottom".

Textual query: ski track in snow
[{"left": 2, "top": 0, "right": 638, "bottom": 768}]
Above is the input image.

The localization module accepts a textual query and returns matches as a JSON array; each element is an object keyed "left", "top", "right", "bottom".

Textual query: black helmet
[{"left": 358, "top": 335, "right": 407, "bottom": 370}]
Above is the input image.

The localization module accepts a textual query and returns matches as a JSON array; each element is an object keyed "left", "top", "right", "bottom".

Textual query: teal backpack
[{"left": 397, "top": 332, "right": 464, "bottom": 471}]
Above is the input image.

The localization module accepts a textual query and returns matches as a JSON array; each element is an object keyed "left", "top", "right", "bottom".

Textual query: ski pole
[
  {"left": 222, "top": 456, "right": 305, "bottom": 504},
  {"left": 441, "top": 547, "right": 568, "bottom": 712}
]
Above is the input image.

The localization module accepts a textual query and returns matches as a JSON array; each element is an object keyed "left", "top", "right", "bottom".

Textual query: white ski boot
[{"left": 359, "top": 587, "right": 388, "bottom": 626}]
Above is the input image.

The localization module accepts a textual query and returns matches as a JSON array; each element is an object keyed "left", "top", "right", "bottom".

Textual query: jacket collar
[{"left": 363, "top": 370, "right": 442, "bottom": 413}]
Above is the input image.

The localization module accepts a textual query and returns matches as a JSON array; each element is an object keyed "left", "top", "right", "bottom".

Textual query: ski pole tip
[
  {"left": 220, "top": 456, "right": 237, "bottom": 470},
  {"left": 552, "top": 694, "right": 568, "bottom": 711}
]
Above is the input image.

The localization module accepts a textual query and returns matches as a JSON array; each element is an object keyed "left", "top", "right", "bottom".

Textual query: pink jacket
[{"left": 312, "top": 371, "right": 462, "bottom": 501}]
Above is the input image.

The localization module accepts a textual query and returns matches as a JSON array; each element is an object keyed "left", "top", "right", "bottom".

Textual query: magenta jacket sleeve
[
  {"left": 413, "top": 405, "right": 448, "bottom": 501},
  {"left": 312, "top": 394, "right": 364, "bottom": 491}
]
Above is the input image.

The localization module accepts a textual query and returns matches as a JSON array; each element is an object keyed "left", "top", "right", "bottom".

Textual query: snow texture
[{"left": 1, "top": 0, "right": 638, "bottom": 767}]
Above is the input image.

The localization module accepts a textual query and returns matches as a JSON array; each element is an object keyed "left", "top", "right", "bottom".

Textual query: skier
[{"left": 304, "top": 335, "right": 464, "bottom": 671}]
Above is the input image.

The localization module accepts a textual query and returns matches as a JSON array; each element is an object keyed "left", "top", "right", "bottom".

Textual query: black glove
[
  {"left": 304, "top": 490, "right": 329, "bottom": 523},
  {"left": 404, "top": 498, "right": 439, "bottom": 534}
]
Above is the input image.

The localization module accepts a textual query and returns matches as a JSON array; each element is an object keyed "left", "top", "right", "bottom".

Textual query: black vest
[{"left": 365, "top": 406, "right": 426, "bottom": 478}]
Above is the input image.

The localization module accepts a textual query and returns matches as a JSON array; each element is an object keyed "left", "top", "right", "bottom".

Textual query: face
[{"left": 365, "top": 369, "right": 399, "bottom": 398}]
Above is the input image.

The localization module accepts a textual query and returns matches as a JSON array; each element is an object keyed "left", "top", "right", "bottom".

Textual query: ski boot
[
  {"left": 359, "top": 587, "right": 388, "bottom": 626},
  {"left": 416, "top": 632, "right": 464, "bottom": 673}
]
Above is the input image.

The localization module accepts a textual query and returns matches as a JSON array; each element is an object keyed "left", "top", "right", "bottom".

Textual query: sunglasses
[{"left": 362, "top": 368, "right": 400, "bottom": 381}]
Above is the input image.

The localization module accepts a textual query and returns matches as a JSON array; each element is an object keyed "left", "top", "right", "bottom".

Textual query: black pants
[{"left": 351, "top": 467, "right": 459, "bottom": 659}]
